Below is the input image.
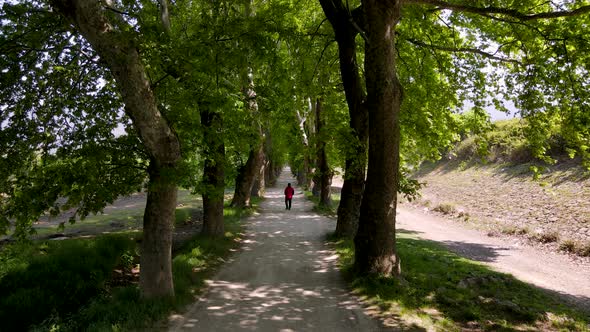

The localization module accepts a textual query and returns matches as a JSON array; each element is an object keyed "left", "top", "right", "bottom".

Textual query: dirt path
[
  {"left": 168, "top": 170, "right": 397, "bottom": 331},
  {"left": 396, "top": 204, "right": 590, "bottom": 313}
]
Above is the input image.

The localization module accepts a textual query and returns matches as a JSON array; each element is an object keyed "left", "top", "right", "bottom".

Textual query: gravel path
[
  {"left": 168, "top": 170, "right": 395, "bottom": 332},
  {"left": 396, "top": 205, "right": 590, "bottom": 313}
]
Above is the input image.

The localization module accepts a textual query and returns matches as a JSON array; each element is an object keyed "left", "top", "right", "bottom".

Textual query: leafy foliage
[
  {"left": 0, "top": 2, "right": 147, "bottom": 237},
  {"left": 0, "top": 234, "right": 135, "bottom": 331}
]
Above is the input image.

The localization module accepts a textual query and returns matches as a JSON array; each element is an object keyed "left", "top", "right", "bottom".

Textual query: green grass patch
[
  {"left": 305, "top": 191, "right": 340, "bottom": 216},
  {"left": 1, "top": 195, "right": 256, "bottom": 331},
  {"left": 34, "top": 190, "right": 202, "bottom": 236},
  {"left": 328, "top": 233, "right": 589, "bottom": 331},
  {"left": 68, "top": 205, "right": 249, "bottom": 332},
  {"left": 0, "top": 233, "right": 137, "bottom": 331},
  {"left": 500, "top": 226, "right": 530, "bottom": 236}
]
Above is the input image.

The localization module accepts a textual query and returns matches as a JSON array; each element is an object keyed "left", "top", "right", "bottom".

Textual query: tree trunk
[
  {"left": 319, "top": 0, "right": 369, "bottom": 238},
  {"left": 315, "top": 98, "right": 332, "bottom": 207},
  {"left": 141, "top": 165, "right": 176, "bottom": 298},
  {"left": 200, "top": 106, "right": 225, "bottom": 237},
  {"left": 354, "top": 0, "right": 402, "bottom": 276},
  {"left": 231, "top": 65, "right": 264, "bottom": 208},
  {"left": 263, "top": 130, "right": 278, "bottom": 187},
  {"left": 335, "top": 157, "right": 365, "bottom": 237},
  {"left": 310, "top": 98, "right": 322, "bottom": 197},
  {"left": 251, "top": 158, "right": 266, "bottom": 198},
  {"left": 297, "top": 155, "right": 312, "bottom": 190},
  {"left": 231, "top": 142, "right": 264, "bottom": 207},
  {"left": 51, "top": 0, "right": 181, "bottom": 298},
  {"left": 295, "top": 105, "right": 313, "bottom": 190}
]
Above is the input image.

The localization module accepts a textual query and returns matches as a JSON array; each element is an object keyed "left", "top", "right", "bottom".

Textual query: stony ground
[{"left": 410, "top": 161, "right": 590, "bottom": 259}]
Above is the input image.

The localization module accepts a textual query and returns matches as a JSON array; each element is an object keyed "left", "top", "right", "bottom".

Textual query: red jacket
[{"left": 284, "top": 186, "right": 295, "bottom": 199}]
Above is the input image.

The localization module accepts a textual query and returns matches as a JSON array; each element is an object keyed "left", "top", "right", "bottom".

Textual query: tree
[
  {"left": 312, "top": 97, "right": 333, "bottom": 207},
  {"left": 48, "top": 0, "right": 181, "bottom": 297},
  {"left": 0, "top": 3, "right": 146, "bottom": 239},
  {"left": 230, "top": 68, "right": 264, "bottom": 208},
  {"left": 200, "top": 102, "right": 226, "bottom": 237},
  {"left": 322, "top": 0, "right": 590, "bottom": 276},
  {"left": 319, "top": 0, "right": 368, "bottom": 238}
]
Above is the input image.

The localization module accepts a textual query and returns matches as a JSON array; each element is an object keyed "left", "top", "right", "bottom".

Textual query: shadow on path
[{"left": 169, "top": 169, "right": 416, "bottom": 331}]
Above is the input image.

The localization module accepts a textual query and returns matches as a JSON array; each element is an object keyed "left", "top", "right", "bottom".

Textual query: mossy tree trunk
[{"left": 200, "top": 105, "right": 226, "bottom": 237}]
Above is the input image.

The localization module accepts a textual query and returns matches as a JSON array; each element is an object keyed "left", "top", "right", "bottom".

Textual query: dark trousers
[{"left": 285, "top": 198, "right": 292, "bottom": 210}]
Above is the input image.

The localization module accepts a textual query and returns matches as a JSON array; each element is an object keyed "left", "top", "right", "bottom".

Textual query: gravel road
[
  {"left": 396, "top": 204, "right": 590, "bottom": 314},
  {"left": 168, "top": 171, "right": 396, "bottom": 331}
]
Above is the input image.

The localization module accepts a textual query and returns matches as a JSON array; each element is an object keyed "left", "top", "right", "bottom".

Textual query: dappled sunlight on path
[{"left": 168, "top": 168, "right": 399, "bottom": 331}]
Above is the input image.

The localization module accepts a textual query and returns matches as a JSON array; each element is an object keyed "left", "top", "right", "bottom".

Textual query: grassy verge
[
  {"left": 329, "top": 232, "right": 590, "bottom": 332},
  {"left": 0, "top": 197, "right": 258, "bottom": 331},
  {"left": 33, "top": 190, "right": 201, "bottom": 237},
  {"left": 304, "top": 191, "right": 341, "bottom": 216}
]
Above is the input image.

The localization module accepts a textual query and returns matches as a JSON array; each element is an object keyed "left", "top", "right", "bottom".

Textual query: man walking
[{"left": 284, "top": 183, "right": 295, "bottom": 210}]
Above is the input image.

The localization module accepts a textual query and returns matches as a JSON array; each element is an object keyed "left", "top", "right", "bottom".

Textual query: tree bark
[
  {"left": 230, "top": 66, "right": 264, "bottom": 208},
  {"left": 231, "top": 143, "right": 264, "bottom": 207},
  {"left": 141, "top": 165, "right": 176, "bottom": 298},
  {"left": 314, "top": 98, "right": 332, "bottom": 207},
  {"left": 251, "top": 158, "right": 266, "bottom": 198},
  {"left": 355, "top": 0, "right": 403, "bottom": 276},
  {"left": 200, "top": 106, "right": 225, "bottom": 237},
  {"left": 295, "top": 105, "right": 313, "bottom": 190},
  {"left": 252, "top": 128, "right": 273, "bottom": 197},
  {"left": 310, "top": 98, "right": 322, "bottom": 197},
  {"left": 263, "top": 129, "right": 278, "bottom": 187},
  {"left": 319, "top": 0, "right": 369, "bottom": 238},
  {"left": 51, "top": 0, "right": 181, "bottom": 298}
]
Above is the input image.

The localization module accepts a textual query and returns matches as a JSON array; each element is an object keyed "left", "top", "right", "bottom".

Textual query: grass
[
  {"left": 328, "top": 232, "right": 590, "bottom": 331},
  {"left": 0, "top": 195, "right": 257, "bottom": 331},
  {"left": 500, "top": 225, "right": 530, "bottom": 236},
  {"left": 33, "top": 190, "right": 201, "bottom": 237},
  {"left": 305, "top": 191, "right": 341, "bottom": 216},
  {"left": 559, "top": 239, "right": 590, "bottom": 257},
  {"left": 530, "top": 231, "right": 560, "bottom": 244},
  {"left": 0, "top": 233, "right": 137, "bottom": 331}
]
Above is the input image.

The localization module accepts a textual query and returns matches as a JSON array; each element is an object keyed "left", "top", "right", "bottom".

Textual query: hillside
[{"left": 411, "top": 119, "right": 590, "bottom": 259}]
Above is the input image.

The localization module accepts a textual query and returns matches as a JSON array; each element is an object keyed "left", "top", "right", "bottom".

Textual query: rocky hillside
[{"left": 411, "top": 160, "right": 590, "bottom": 258}]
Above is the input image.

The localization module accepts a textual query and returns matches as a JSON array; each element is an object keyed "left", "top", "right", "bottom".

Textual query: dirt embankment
[{"left": 411, "top": 162, "right": 590, "bottom": 258}]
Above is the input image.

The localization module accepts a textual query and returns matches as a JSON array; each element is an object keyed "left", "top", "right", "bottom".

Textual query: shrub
[
  {"left": 559, "top": 240, "right": 577, "bottom": 253},
  {"left": 558, "top": 240, "right": 590, "bottom": 257},
  {"left": 531, "top": 231, "right": 559, "bottom": 244},
  {"left": 501, "top": 226, "right": 529, "bottom": 236},
  {"left": 433, "top": 203, "right": 456, "bottom": 215},
  {"left": 0, "top": 235, "right": 134, "bottom": 331},
  {"left": 576, "top": 242, "right": 590, "bottom": 257}
]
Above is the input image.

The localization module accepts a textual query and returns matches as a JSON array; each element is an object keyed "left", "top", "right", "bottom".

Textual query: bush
[
  {"left": 433, "top": 203, "right": 457, "bottom": 215},
  {"left": 0, "top": 235, "right": 134, "bottom": 331},
  {"left": 501, "top": 226, "right": 529, "bottom": 236},
  {"left": 531, "top": 231, "right": 560, "bottom": 244},
  {"left": 559, "top": 240, "right": 577, "bottom": 253}
]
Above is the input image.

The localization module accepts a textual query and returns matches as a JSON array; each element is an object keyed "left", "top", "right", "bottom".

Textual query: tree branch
[
  {"left": 405, "top": 38, "right": 523, "bottom": 65},
  {"left": 403, "top": 0, "right": 590, "bottom": 21}
]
